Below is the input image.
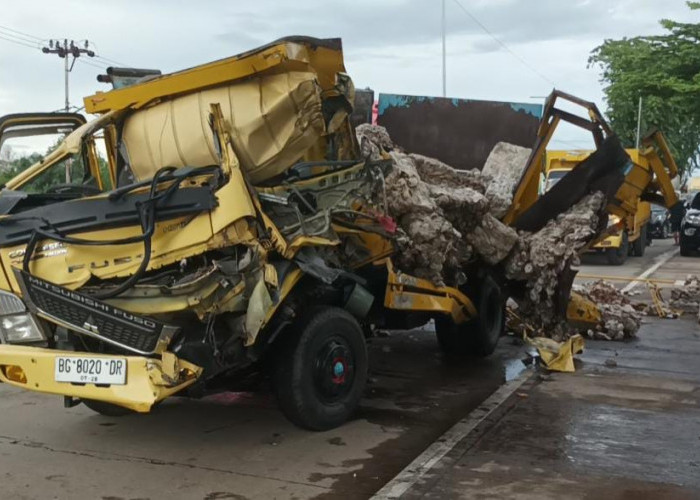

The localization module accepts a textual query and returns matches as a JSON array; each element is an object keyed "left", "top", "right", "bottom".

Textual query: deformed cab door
[{"left": 0, "top": 112, "right": 86, "bottom": 153}]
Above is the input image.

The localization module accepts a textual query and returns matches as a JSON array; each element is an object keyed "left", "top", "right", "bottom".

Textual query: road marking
[
  {"left": 371, "top": 370, "right": 532, "bottom": 499},
  {"left": 621, "top": 247, "right": 679, "bottom": 293}
]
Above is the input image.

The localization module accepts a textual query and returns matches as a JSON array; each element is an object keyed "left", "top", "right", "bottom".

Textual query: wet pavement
[
  {"left": 0, "top": 237, "right": 697, "bottom": 499},
  {"left": 0, "top": 323, "right": 527, "bottom": 500},
  {"left": 390, "top": 316, "right": 700, "bottom": 499}
]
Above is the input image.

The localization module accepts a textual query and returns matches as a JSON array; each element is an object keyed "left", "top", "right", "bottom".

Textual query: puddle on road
[{"left": 504, "top": 357, "right": 529, "bottom": 381}]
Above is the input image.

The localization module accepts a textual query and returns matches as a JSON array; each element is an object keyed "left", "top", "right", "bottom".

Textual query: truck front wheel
[
  {"left": 631, "top": 226, "right": 647, "bottom": 257},
  {"left": 606, "top": 231, "right": 629, "bottom": 265},
  {"left": 435, "top": 274, "right": 505, "bottom": 358},
  {"left": 273, "top": 307, "right": 368, "bottom": 431}
]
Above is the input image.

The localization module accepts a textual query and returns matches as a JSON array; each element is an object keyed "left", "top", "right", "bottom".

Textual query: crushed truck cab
[{"left": 0, "top": 37, "right": 484, "bottom": 430}]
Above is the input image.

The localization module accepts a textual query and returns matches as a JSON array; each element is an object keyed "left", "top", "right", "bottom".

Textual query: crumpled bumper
[{"left": 0, "top": 345, "right": 202, "bottom": 412}]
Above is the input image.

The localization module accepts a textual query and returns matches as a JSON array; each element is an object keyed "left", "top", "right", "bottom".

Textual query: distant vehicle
[
  {"left": 680, "top": 192, "right": 700, "bottom": 256},
  {"left": 544, "top": 152, "right": 652, "bottom": 265},
  {"left": 648, "top": 206, "right": 671, "bottom": 239}
]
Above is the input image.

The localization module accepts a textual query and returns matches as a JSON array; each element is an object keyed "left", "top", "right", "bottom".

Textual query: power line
[
  {"left": 77, "top": 58, "right": 108, "bottom": 70},
  {"left": 95, "top": 55, "right": 128, "bottom": 67},
  {"left": 450, "top": 0, "right": 556, "bottom": 88},
  {"left": 0, "top": 33, "right": 39, "bottom": 50},
  {"left": 0, "top": 24, "right": 43, "bottom": 42}
]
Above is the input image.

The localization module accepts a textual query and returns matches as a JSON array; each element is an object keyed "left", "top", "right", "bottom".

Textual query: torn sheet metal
[
  {"left": 122, "top": 71, "right": 327, "bottom": 184},
  {"left": 526, "top": 334, "right": 584, "bottom": 372}
]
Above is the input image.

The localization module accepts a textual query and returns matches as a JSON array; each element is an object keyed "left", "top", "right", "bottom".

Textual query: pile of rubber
[
  {"left": 356, "top": 124, "right": 608, "bottom": 339},
  {"left": 572, "top": 280, "right": 643, "bottom": 340}
]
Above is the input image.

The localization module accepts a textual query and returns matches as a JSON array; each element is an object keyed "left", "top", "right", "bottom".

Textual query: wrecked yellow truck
[
  {"left": 0, "top": 37, "right": 495, "bottom": 430},
  {"left": 0, "top": 38, "right": 679, "bottom": 430}
]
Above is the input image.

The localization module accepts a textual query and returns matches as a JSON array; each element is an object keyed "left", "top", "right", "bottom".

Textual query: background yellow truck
[{"left": 545, "top": 149, "right": 653, "bottom": 265}]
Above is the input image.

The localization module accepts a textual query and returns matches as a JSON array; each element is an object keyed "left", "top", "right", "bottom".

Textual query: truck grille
[{"left": 16, "top": 270, "right": 177, "bottom": 355}]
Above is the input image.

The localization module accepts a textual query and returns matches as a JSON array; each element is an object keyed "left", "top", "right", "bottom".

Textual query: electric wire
[
  {"left": 450, "top": 0, "right": 556, "bottom": 88},
  {"left": 0, "top": 24, "right": 43, "bottom": 41},
  {"left": 0, "top": 33, "right": 40, "bottom": 50}
]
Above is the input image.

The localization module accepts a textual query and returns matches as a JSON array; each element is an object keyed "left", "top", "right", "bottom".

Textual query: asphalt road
[{"left": 0, "top": 235, "right": 695, "bottom": 500}]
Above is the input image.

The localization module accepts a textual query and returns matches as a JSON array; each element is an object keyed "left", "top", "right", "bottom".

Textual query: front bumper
[
  {"left": 681, "top": 225, "right": 700, "bottom": 249},
  {"left": 592, "top": 233, "right": 623, "bottom": 250},
  {"left": 0, "top": 345, "right": 202, "bottom": 412}
]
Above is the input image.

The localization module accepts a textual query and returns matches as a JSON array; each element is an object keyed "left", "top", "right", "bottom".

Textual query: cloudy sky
[{"left": 0, "top": 0, "right": 697, "bottom": 152}]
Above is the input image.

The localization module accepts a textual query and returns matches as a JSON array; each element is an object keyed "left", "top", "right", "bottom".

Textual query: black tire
[
  {"left": 273, "top": 306, "right": 368, "bottom": 431},
  {"left": 606, "top": 231, "right": 628, "bottom": 265},
  {"left": 680, "top": 242, "right": 692, "bottom": 257},
  {"left": 435, "top": 274, "right": 505, "bottom": 358},
  {"left": 631, "top": 226, "right": 646, "bottom": 257},
  {"left": 82, "top": 398, "right": 133, "bottom": 417}
]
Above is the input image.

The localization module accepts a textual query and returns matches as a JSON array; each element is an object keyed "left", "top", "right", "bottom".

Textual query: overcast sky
[{"left": 1, "top": 0, "right": 697, "bottom": 152}]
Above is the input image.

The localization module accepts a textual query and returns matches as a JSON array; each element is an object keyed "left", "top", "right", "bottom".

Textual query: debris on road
[
  {"left": 573, "top": 280, "right": 642, "bottom": 340},
  {"left": 525, "top": 333, "right": 584, "bottom": 372},
  {"left": 503, "top": 193, "right": 607, "bottom": 339},
  {"left": 670, "top": 275, "right": 700, "bottom": 323}
]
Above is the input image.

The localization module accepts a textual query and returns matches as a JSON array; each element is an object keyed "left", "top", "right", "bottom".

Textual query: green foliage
[
  {"left": 0, "top": 152, "right": 42, "bottom": 186},
  {"left": 589, "top": 1, "right": 700, "bottom": 181}
]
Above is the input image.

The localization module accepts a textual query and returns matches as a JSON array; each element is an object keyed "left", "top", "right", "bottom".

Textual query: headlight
[
  {"left": 0, "top": 291, "right": 46, "bottom": 343},
  {"left": 610, "top": 215, "right": 621, "bottom": 224},
  {"left": 686, "top": 215, "right": 700, "bottom": 225},
  {"left": 0, "top": 291, "right": 25, "bottom": 314}
]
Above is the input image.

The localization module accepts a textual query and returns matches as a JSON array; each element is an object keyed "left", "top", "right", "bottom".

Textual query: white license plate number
[{"left": 54, "top": 356, "right": 127, "bottom": 385}]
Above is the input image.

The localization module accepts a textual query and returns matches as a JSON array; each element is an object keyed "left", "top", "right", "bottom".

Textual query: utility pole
[
  {"left": 635, "top": 95, "right": 643, "bottom": 149},
  {"left": 441, "top": 0, "right": 447, "bottom": 97},
  {"left": 42, "top": 39, "right": 95, "bottom": 111}
]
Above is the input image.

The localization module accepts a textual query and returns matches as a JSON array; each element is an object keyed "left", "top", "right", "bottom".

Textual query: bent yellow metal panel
[
  {"left": 383, "top": 262, "right": 477, "bottom": 322},
  {"left": 525, "top": 334, "right": 584, "bottom": 373},
  {"left": 84, "top": 43, "right": 295, "bottom": 114},
  {"left": 0, "top": 345, "right": 201, "bottom": 412},
  {"left": 566, "top": 291, "right": 601, "bottom": 327}
]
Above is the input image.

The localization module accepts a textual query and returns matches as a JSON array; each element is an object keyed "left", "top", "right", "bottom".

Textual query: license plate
[{"left": 55, "top": 356, "right": 127, "bottom": 385}]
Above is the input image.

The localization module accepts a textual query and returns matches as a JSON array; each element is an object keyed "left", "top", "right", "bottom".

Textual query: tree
[{"left": 589, "top": 1, "right": 700, "bottom": 182}]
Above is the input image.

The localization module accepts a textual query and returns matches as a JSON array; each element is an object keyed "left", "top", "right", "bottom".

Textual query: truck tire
[
  {"left": 435, "top": 274, "right": 505, "bottom": 358},
  {"left": 631, "top": 226, "right": 647, "bottom": 257},
  {"left": 606, "top": 231, "right": 628, "bottom": 265},
  {"left": 82, "top": 398, "right": 133, "bottom": 417},
  {"left": 273, "top": 306, "right": 368, "bottom": 431}
]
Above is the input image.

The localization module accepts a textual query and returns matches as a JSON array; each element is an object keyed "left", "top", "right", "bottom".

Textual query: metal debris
[{"left": 573, "top": 280, "right": 643, "bottom": 340}]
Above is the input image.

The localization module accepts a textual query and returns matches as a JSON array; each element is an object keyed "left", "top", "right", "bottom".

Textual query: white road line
[
  {"left": 371, "top": 370, "right": 532, "bottom": 499},
  {"left": 621, "top": 247, "right": 679, "bottom": 293}
]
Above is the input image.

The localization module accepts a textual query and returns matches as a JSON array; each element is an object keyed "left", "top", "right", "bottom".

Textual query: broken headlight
[{"left": 0, "top": 291, "right": 46, "bottom": 343}]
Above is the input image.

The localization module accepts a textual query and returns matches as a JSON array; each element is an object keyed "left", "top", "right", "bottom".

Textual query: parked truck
[
  {"left": 0, "top": 38, "right": 679, "bottom": 430},
  {"left": 544, "top": 148, "right": 658, "bottom": 265}
]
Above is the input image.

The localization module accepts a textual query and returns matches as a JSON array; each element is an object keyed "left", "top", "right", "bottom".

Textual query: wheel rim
[{"left": 313, "top": 337, "right": 355, "bottom": 403}]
